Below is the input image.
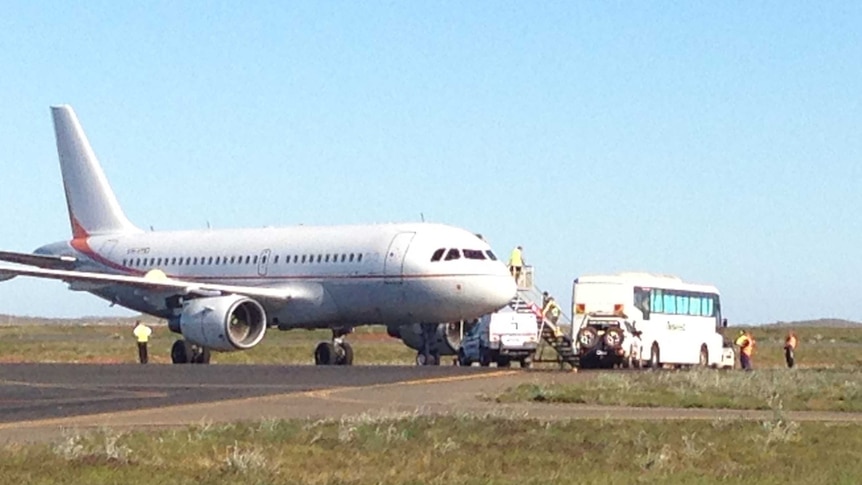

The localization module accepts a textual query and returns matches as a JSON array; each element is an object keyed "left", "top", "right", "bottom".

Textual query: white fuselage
[{"left": 36, "top": 222, "right": 517, "bottom": 328}]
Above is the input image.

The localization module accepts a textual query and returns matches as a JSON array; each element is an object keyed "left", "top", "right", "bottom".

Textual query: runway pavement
[{"left": 0, "top": 363, "right": 860, "bottom": 445}]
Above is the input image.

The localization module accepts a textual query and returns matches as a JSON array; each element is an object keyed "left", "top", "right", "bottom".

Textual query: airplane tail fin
[{"left": 51, "top": 106, "right": 141, "bottom": 238}]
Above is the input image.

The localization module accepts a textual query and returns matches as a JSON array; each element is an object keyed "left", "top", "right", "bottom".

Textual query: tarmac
[{"left": 0, "top": 363, "right": 860, "bottom": 445}]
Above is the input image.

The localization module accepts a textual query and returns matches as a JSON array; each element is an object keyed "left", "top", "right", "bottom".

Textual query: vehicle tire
[
  {"left": 337, "top": 341, "right": 354, "bottom": 366},
  {"left": 698, "top": 345, "right": 709, "bottom": 368},
  {"left": 603, "top": 328, "right": 624, "bottom": 349},
  {"left": 497, "top": 358, "right": 511, "bottom": 368},
  {"left": 314, "top": 342, "right": 337, "bottom": 365},
  {"left": 520, "top": 357, "right": 532, "bottom": 369},
  {"left": 577, "top": 327, "right": 599, "bottom": 350},
  {"left": 479, "top": 348, "right": 491, "bottom": 367},
  {"left": 192, "top": 346, "right": 211, "bottom": 364},
  {"left": 649, "top": 343, "right": 661, "bottom": 370},
  {"left": 171, "top": 340, "right": 192, "bottom": 364}
]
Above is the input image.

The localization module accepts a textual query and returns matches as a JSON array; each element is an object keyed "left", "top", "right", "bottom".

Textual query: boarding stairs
[{"left": 509, "top": 266, "right": 579, "bottom": 369}]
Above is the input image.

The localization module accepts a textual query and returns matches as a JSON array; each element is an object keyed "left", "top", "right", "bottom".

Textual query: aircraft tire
[
  {"left": 192, "top": 346, "right": 211, "bottom": 364},
  {"left": 171, "top": 340, "right": 193, "bottom": 364},
  {"left": 314, "top": 342, "right": 337, "bottom": 365}
]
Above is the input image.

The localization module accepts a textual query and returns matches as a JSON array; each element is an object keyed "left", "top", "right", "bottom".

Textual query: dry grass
[
  {"left": 0, "top": 324, "right": 416, "bottom": 365},
  {"left": 0, "top": 415, "right": 859, "bottom": 484},
  {"left": 497, "top": 367, "right": 862, "bottom": 412}
]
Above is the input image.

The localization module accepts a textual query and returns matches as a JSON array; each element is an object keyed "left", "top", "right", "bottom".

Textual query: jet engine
[
  {"left": 386, "top": 321, "right": 478, "bottom": 356},
  {"left": 179, "top": 295, "right": 267, "bottom": 351}
]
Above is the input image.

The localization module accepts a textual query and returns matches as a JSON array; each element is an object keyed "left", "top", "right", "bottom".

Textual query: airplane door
[
  {"left": 257, "top": 249, "right": 272, "bottom": 277},
  {"left": 383, "top": 232, "right": 416, "bottom": 284}
]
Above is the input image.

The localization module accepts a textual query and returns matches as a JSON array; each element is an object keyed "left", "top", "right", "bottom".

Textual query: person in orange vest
[
  {"left": 784, "top": 331, "right": 798, "bottom": 368},
  {"left": 734, "top": 330, "right": 755, "bottom": 370}
]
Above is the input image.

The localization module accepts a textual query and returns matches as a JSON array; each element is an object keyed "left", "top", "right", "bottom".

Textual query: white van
[{"left": 458, "top": 307, "right": 539, "bottom": 368}]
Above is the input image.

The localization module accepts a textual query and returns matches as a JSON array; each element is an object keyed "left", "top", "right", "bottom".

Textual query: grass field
[
  {"left": 0, "top": 323, "right": 417, "bottom": 365},
  {"left": 0, "top": 321, "right": 860, "bottom": 483},
  {"left": 0, "top": 415, "right": 859, "bottom": 485},
  {"left": 497, "top": 368, "right": 862, "bottom": 412}
]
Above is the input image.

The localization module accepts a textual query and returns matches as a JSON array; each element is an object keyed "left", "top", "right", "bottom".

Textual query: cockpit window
[
  {"left": 485, "top": 250, "right": 498, "bottom": 261},
  {"left": 444, "top": 249, "right": 461, "bottom": 261},
  {"left": 430, "top": 248, "right": 445, "bottom": 262},
  {"left": 463, "top": 249, "right": 486, "bottom": 260}
]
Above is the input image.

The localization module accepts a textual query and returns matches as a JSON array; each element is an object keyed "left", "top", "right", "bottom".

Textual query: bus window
[
  {"left": 651, "top": 289, "right": 664, "bottom": 313},
  {"left": 677, "top": 295, "right": 689, "bottom": 315},
  {"left": 663, "top": 293, "right": 676, "bottom": 314}
]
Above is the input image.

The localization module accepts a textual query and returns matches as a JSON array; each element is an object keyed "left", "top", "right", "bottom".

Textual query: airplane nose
[{"left": 483, "top": 274, "right": 518, "bottom": 309}]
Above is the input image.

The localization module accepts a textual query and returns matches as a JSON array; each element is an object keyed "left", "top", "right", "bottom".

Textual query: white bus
[{"left": 572, "top": 273, "right": 728, "bottom": 368}]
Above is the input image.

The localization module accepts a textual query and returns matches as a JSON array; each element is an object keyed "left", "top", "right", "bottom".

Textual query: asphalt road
[
  {"left": 1, "top": 363, "right": 860, "bottom": 445},
  {"left": 0, "top": 363, "right": 494, "bottom": 423}
]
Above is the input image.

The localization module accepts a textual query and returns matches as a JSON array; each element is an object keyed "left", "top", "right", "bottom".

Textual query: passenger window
[
  {"left": 254, "top": 256, "right": 259, "bottom": 264},
  {"left": 349, "top": 254, "right": 354, "bottom": 262},
  {"left": 358, "top": 253, "right": 363, "bottom": 262},
  {"left": 317, "top": 255, "right": 322, "bottom": 263},
  {"left": 430, "top": 248, "right": 445, "bottom": 262},
  {"left": 444, "top": 249, "right": 461, "bottom": 261},
  {"left": 301, "top": 255, "right": 306, "bottom": 263},
  {"left": 171, "top": 257, "right": 176, "bottom": 265},
  {"left": 245, "top": 256, "right": 250, "bottom": 264},
  {"left": 341, "top": 254, "right": 346, "bottom": 262},
  {"left": 273, "top": 255, "right": 279, "bottom": 264},
  {"left": 208, "top": 257, "right": 213, "bottom": 265},
  {"left": 325, "top": 254, "right": 330, "bottom": 263}
]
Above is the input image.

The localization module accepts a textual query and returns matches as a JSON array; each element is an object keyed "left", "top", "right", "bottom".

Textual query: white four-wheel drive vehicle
[
  {"left": 575, "top": 313, "right": 642, "bottom": 369},
  {"left": 458, "top": 307, "right": 539, "bottom": 368}
]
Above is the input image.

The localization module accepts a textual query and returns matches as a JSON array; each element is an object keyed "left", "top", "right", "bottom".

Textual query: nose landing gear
[{"left": 314, "top": 327, "right": 354, "bottom": 366}]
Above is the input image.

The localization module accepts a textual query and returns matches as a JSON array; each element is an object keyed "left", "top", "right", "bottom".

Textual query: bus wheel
[
  {"left": 698, "top": 345, "right": 709, "bottom": 367},
  {"left": 649, "top": 343, "right": 661, "bottom": 369}
]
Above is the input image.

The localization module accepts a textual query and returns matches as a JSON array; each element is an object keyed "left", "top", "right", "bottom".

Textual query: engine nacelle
[
  {"left": 387, "top": 321, "right": 477, "bottom": 356},
  {"left": 179, "top": 295, "right": 267, "bottom": 351}
]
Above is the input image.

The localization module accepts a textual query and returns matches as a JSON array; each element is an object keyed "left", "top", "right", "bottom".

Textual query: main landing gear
[
  {"left": 415, "top": 322, "right": 441, "bottom": 366},
  {"left": 171, "top": 339, "right": 211, "bottom": 364},
  {"left": 314, "top": 327, "right": 354, "bottom": 366}
]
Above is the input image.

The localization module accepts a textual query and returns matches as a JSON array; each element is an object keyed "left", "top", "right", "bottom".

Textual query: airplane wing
[
  {"left": 0, "top": 265, "right": 293, "bottom": 301},
  {"left": 0, "top": 250, "right": 77, "bottom": 269}
]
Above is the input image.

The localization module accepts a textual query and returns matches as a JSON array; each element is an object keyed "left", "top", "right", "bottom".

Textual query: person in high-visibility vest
[
  {"left": 508, "top": 246, "right": 524, "bottom": 284},
  {"left": 133, "top": 320, "right": 152, "bottom": 364},
  {"left": 784, "top": 331, "right": 798, "bottom": 368},
  {"left": 542, "top": 296, "right": 562, "bottom": 326},
  {"left": 734, "top": 330, "right": 755, "bottom": 370}
]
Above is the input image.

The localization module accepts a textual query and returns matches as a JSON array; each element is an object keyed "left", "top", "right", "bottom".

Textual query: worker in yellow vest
[
  {"left": 508, "top": 245, "right": 524, "bottom": 284},
  {"left": 133, "top": 320, "right": 152, "bottom": 364}
]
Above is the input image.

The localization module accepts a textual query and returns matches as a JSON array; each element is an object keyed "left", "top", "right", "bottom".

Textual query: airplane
[{"left": 0, "top": 106, "right": 517, "bottom": 365}]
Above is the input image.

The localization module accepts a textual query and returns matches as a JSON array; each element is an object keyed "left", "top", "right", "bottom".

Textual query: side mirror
[{"left": 722, "top": 318, "right": 728, "bottom": 328}]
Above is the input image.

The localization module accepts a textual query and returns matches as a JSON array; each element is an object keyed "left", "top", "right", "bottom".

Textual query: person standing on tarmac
[
  {"left": 734, "top": 330, "right": 755, "bottom": 370},
  {"left": 133, "top": 320, "right": 152, "bottom": 364},
  {"left": 784, "top": 331, "right": 798, "bottom": 368},
  {"left": 508, "top": 245, "right": 524, "bottom": 284}
]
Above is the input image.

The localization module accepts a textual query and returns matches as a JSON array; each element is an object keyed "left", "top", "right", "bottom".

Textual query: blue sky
[{"left": 1, "top": 1, "right": 860, "bottom": 323}]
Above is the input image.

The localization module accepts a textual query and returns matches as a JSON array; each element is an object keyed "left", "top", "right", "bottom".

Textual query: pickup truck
[{"left": 458, "top": 307, "right": 539, "bottom": 368}]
